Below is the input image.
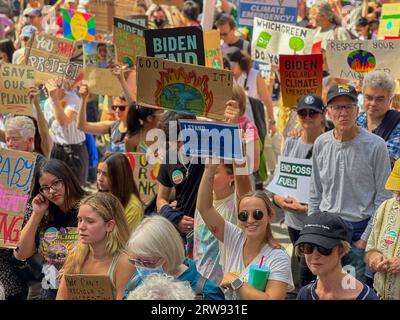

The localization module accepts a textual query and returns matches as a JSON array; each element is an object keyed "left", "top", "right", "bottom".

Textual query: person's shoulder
[
  {"left": 314, "top": 130, "right": 333, "bottom": 145},
  {"left": 359, "top": 128, "right": 386, "bottom": 145},
  {"left": 358, "top": 283, "right": 379, "bottom": 300},
  {"left": 296, "top": 282, "right": 315, "bottom": 300}
]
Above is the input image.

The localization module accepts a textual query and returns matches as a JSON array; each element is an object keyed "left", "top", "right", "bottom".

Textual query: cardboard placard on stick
[
  {"left": 279, "top": 54, "right": 323, "bottom": 108},
  {"left": 124, "top": 153, "right": 159, "bottom": 205},
  {"left": 136, "top": 56, "right": 233, "bottom": 121},
  {"left": 0, "top": 64, "right": 36, "bottom": 115},
  {"left": 251, "top": 17, "right": 315, "bottom": 65},
  {"left": 113, "top": 17, "right": 146, "bottom": 68},
  {"left": 145, "top": 26, "right": 205, "bottom": 66},
  {"left": 64, "top": 274, "right": 114, "bottom": 300},
  {"left": 0, "top": 149, "right": 36, "bottom": 249},
  {"left": 153, "top": 0, "right": 184, "bottom": 8},
  {"left": 203, "top": 30, "right": 223, "bottom": 69},
  {"left": 84, "top": 67, "right": 121, "bottom": 97},
  {"left": 25, "top": 33, "right": 79, "bottom": 83},
  {"left": 325, "top": 39, "right": 400, "bottom": 80}
]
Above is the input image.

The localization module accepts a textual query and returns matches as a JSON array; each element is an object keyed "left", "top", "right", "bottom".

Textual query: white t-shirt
[
  {"left": 44, "top": 91, "right": 86, "bottom": 145},
  {"left": 222, "top": 221, "right": 294, "bottom": 300}
]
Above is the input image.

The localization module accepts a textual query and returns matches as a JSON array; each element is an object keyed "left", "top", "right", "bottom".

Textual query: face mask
[
  {"left": 155, "top": 19, "right": 165, "bottom": 27},
  {"left": 135, "top": 264, "right": 164, "bottom": 280}
]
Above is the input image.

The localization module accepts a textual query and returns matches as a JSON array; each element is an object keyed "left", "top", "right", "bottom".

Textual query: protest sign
[
  {"left": 238, "top": 0, "right": 299, "bottom": 27},
  {"left": 25, "top": 33, "right": 80, "bottom": 83},
  {"left": 62, "top": 8, "right": 96, "bottom": 41},
  {"left": 126, "top": 14, "right": 148, "bottom": 28},
  {"left": 84, "top": 67, "right": 121, "bottom": 97},
  {"left": 64, "top": 274, "right": 114, "bottom": 300},
  {"left": 153, "top": 0, "right": 184, "bottom": 8},
  {"left": 279, "top": 54, "right": 323, "bottom": 108},
  {"left": 325, "top": 40, "right": 400, "bottom": 80},
  {"left": 0, "top": 149, "right": 36, "bottom": 249},
  {"left": 113, "top": 17, "right": 146, "bottom": 68},
  {"left": 83, "top": 41, "right": 116, "bottom": 68},
  {"left": 266, "top": 156, "right": 312, "bottom": 204},
  {"left": 201, "top": 0, "right": 217, "bottom": 31},
  {"left": 145, "top": 26, "right": 205, "bottom": 66},
  {"left": 378, "top": 3, "right": 400, "bottom": 39},
  {"left": 124, "top": 153, "right": 160, "bottom": 205},
  {"left": 0, "top": 64, "right": 36, "bottom": 115},
  {"left": 203, "top": 30, "right": 223, "bottom": 69},
  {"left": 251, "top": 17, "right": 315, "bottom": 65},
  {"left": 136, "top": 56, "right": 233, "bottom": 121},
  {"left": 179, "top": 120, "right": 244, "bottom": 161}
]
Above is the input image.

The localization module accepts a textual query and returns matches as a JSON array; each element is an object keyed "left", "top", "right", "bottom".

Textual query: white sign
[
  {"left": 266, "top": 156, "right": 312, "bottom": 204},
  {"left": 251, "top": 17, "right": 315, "bottom": 65}
]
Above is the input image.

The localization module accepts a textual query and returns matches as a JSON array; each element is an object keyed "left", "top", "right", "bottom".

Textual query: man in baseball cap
[
  {"left": 326, "top": 84, "right": 358, "bottom": 105},
  {"left": 12, "top": 25, "right": 38, "bottom": 64}
]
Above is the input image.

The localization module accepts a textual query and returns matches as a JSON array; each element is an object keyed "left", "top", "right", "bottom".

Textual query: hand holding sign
[
  {"left": 46, "top": 78, "right": 64, "bottom": 103},
  {"left": 28, "top": 86, "right": 40, "bottom": 105},
  {"left": 224, "top": 100, "right": 240, "bottom": 124},
  {"left": 78, "top": 83, "right": 89, "bottom": 100}
]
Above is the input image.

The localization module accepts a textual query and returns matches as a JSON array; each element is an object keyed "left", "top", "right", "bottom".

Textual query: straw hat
[{"left": 386, "top": 159, "right": 400, "bottom": 191}]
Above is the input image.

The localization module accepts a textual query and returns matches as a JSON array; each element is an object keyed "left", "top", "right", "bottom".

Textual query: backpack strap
[
  {"left": 373, "top": 110, "right": 400, "bottom": 142},
  {"left": 194, "top": 275, "right": 207, "bottom": 300}
]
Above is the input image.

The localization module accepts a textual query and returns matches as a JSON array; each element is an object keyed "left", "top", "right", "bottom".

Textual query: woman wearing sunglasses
[
  {"left": 295, "top": 212, "right": 378, "bottom": 300},
  {"left": 77, "top": 84, "right": 130, "bottom": 153},
  {"left": 197, "top": 166, "right": 294, "bottom": 300},
  {"left": 56, "top": 192, "right": 135, "bottom": 300},
  {"left": 273, "top": 94, "right": 327, "bottom": 287},
  {"left": 14, "top": 159, "right": 87, "bottom": 300}
]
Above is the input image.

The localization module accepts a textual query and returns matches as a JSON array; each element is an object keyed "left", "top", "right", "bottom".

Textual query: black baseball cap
[
  {"left": 295, "top": 212, "right": 348, "bottom": 249},
  {"left": 327, "top": 84, "right": 358, "bottom": 105},
  {"left": 297, "top": 94, "right": 325, "bottom": 113},
  {"left": 223, "top": 46, "right": 242, "bottom": 64}
]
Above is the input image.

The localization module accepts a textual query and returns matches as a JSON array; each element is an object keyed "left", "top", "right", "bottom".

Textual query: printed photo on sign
[{"left": 83, "top": 41, "right": 116, "bottom": 69}]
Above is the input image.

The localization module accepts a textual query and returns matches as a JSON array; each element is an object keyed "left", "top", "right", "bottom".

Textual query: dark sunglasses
[
  {"left": 238, "top": 210, "right": 264, "bottom": 222},
  {"left": 298, "top": 243, "right": 333, "bottom": 256},
  {"left": 111, "top": 105, "right": 127, "bottom": 112},
  {"left": 297, "top": 109, "right": 320, "bottom": 119}
]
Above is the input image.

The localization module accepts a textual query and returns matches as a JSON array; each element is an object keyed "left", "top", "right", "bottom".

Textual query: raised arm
[
  {"left": 46, "top": 79, "right": 76, "bottom": 127},
  {"left": 111, "top": 65, "right": 133, "bottom": 105}
]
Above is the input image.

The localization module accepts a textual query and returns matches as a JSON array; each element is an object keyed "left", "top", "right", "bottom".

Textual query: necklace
[{"left": 178, "top": 152, "right": 193, "bottom": 179}]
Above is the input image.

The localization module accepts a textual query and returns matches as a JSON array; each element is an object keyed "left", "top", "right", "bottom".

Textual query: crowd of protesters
[{"left": 0, "top": 0, "right": 399, "bottom": 302}]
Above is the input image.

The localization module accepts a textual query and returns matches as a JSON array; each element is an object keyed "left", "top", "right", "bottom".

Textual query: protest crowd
[{"left": 1, "top": 0, "right": 400, "bottom": 302}]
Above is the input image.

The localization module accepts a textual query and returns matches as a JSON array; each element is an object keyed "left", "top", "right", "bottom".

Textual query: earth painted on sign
[
  {"left": 160, "top": 83, "right": 204, "bottom": 115},
  {"left": 289, "top": 37, "right": 305, "bottom": 51},
  {"left": 122, "top": 56, "right": 134, "bottom": 67},
  {"left": 347, "top": 50, "right": 376, "bottom": 73}
]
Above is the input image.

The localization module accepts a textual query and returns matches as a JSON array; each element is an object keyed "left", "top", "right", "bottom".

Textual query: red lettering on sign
[{"left": 0, "top": 212, "right": 23, "bottom": 245}]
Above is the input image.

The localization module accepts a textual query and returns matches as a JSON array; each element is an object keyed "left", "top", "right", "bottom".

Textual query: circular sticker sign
[
  {"left": 383, "top": 230, "right": 397, "bottom": 245},
  {"left": 172, "top": 170, "right": 184, "bottom": 185}
]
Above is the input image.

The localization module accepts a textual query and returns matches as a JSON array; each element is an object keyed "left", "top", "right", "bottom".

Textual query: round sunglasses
[
  {"left": 298, "top": 243, "right": 333, "bottom": 256},
  {"left": 238, "top": 209, "right": 264, "bottom": 222}
]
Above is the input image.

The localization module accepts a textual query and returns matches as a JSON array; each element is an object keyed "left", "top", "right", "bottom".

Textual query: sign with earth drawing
[
  {"left": 326, "top": 39, "right": 400, "bottom": 80},
  {"left": 251, "top": 17, "right": 315, "bottom": 65},
  {"left": 136, "top": 56, "right": 233, "bottom": 121}
]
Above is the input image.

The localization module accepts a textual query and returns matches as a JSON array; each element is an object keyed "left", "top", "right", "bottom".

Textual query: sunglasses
[
  {"left": 111, "top": 105, "right": 127, "bottom": 112},
  {"left": 298, "top": 243, "right": 333, "bottom": 256},
  {"left": 297, "top": 109, "right": 321, "bottom": 119},
  {"left": 238, "top": 210, "right": 264, "bottom": 222}
]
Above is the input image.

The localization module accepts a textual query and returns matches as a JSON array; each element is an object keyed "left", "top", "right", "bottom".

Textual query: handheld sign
[
  {"left": 179, "top": 120, "right": 244, "bottom": 161},
  {"left": 145, "top": 26, "right": 206, "bottom": 66},
  {"left": 279, "top": 54, "right": 323, "bottom": 108},
  {"left": 62, "top": 8, "right": 96, "bottom": 41},
  {"left": 203, "top": 30, "right": 223, "bottom": 69},
  {"left": 83, "top": 41, "right": 116, "bottom": 69},
  {"left": 238, "top": 0, "right": 299, "bottom": 27},
  {"left": 378, "top": 3, "right": 400, "bottom": 39},
  {"left": 0, "top": 149, "right": 36, "bottom": 249},
  {"left": 136, "top": 56, "right": 233, "bottom": 121},
  {"left": 124, "top": 153, "right": 160, "bottom": 205},
  {"left": 325, "top": 39, "right": 400, "bottom": 80},
  {"left": 25, "top": 33, "right": 80, "bottom": 83},
  {"left": 266, "top": 156, "right": 312, "bottom": 204},
  {"left": 64, "top": 274, "right": 114, "bottom": 300},
  {"left": 113, "top": 17, "right": 146, "bottom": 68},
  {"left": 251, "top": 17, "right": 315, "bottom": 65},
  {"left": 0, "top": 64, "right": 36, "bottom": 115},
  {"left": 126, "top": 15, "right": 148, "bottom": 28}
]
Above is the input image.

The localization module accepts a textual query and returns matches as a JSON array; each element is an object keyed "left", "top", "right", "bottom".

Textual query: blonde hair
[
  {"left": 232, "top": 84, "right": 247, "bottom": 116},
  {"left": 60, "top": 192, "right": 130, "bottom": 275},
  {"left": 125, "top": 216, "right": 185, "bottom": 274}
]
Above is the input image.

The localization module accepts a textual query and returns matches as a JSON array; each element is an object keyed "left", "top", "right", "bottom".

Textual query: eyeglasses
[
  {"left": 297, "top": 109, "right": 321, "bottom": 119},
  {"left": 238, "top": 210, "right": 264, "bottom": 222},
  {"left": 128, "top": 257, "right": 162, "bottom": 268},
  {"left": 298, "top": 243, "right": 333, "bottom": 256},
  {"left": 39, "top": 179, "right": 64, "bottom": 195},
  {"left": 111, "top": 105, "right": 127, "bottom": 112},
  {"left": 328, "top": 104, "right": 356, "bottom": 112}
]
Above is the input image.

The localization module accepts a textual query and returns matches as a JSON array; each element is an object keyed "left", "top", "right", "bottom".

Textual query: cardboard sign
[
  {"left": 84, "top": 67, "right": 121, "bottom": 97},
  {"left": 238, "top": 0, "right": 299, "bottom": 27},
  {"left": 113, "top": 17, "right": 146, "bottom": 68},
  {"left": 266, "top": 156, "right": 312, "bottom": 204},
  {"left": 126, "top": 14, "right": 148, "bottom": 28},
  {"left": 62, "top": 8, "right": 96, "bottom": 41},
  {"left": 0, "top": 149, "right": 36, "bottom": 249},
  {"left": 378, "top": 3, "right": 400, "bottom": 39},
  {"left": 251, "top": 17, "right": 315, "bottom": 65},
  {"left": 279, "top": 54, "right": 323, "bottom": 108},
  {"left": 83, "top": 41, "right": 116, "bottom": 68},
  {"left": 153, "top": 0, "right": 184, "bottom": 8},
  {"left": 64, "top": 274, "right": 114, "bottom": 300},
  {"left": 0, "top": 64, "right": 36, "bottom": 115},
  {"left": 179, "top": 120, "right": 244, "bottom": 161},
  {"left": 203, "top": 30, "right": 224, "bottom": 69},
  {"left": 124, "top": 153, "right": 159, "bottom": 205},
  {"left": 25, "top": 33, "right": 80, "bottom": 83},
  {"left": 136, "top": 56, "right": 233, "bottom": 121},
  {"left": 145, "top": 27, "right": 206, "bottom": 66},
  {"left": 325, "top": 40, "right": 400, "bottom": 80}
]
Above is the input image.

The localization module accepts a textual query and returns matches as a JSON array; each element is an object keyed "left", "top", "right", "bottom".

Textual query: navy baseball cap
[
  {"left": 297, "top": 94, "right": 325, "bottom": 113},
  {"left": 327, "top": 84, "right": 358, "bottom": 105}
]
